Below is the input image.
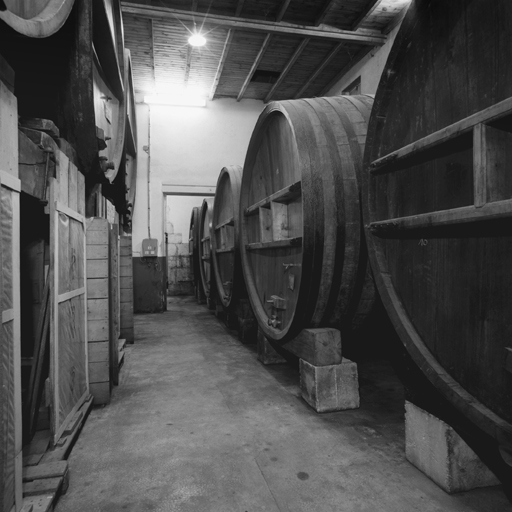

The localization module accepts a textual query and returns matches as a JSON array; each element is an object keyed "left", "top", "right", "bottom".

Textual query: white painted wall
[
  {"left": 132, "top": 98, "right": 263, "bottom": 257},
  {"left": 325, "top": 22, "right": 402, "bottom": 96}
]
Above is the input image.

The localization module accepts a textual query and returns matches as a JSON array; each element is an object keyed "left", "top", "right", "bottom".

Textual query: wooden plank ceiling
[{"left": 121, "top": 0, "right": 409, "bottom": 102}]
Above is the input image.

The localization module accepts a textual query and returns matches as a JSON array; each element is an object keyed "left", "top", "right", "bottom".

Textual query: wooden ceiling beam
[
  {"left": 314, "top": 0, "right": 337, "bottom": 26},
  {"left": 264, "top": 37, "right": 310, "bottom": 103},
  {"left": 121, "top": 3, "right": 387, "bottom": 45},
  {"left": 293, "top": 42, "right": 345, "bottom": 99},
  {"left": 237, "top": 33, "right": 272, "bottom": 101},
  {"left": 184, "top": 0, "right": 198, "bottom": 87},
  {"left": 209, "top": 30, "right": 234, "bottom": 100},
  {"left": 237, "top": 0, "right": 291, "bottom": 102},
  {"left": 350, "top": 0, "right": 383, "bottom": 31}
]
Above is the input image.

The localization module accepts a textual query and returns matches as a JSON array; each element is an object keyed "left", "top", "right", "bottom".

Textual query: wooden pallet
[{"left": 21, "top": 395, "right": 93, "bottom": 511}]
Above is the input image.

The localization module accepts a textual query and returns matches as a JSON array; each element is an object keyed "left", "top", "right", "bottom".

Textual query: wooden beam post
[
  {"left": 264, "top": 37, "right": 310, "bottom": 103},
  {"left": 236, "top": 0, "right": 292, "bottom": 102},
  {"left": 314, "top": 0, "right": 337, "bottom": 26},
  {"left": 350, "top": 0, "right": 384, "bottom": 31},
  {"left": 237, "top": 33, "right": 272, "bottom": 101}
]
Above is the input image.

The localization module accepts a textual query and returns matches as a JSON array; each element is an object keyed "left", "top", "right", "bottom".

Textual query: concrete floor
[{"left": 56, "top": 297, "right": 510, "bottom": 512}]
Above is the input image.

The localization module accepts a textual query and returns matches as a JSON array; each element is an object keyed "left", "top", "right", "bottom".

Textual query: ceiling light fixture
[{"left": 188, "top": 32, "right": 206, "bottom": 47}]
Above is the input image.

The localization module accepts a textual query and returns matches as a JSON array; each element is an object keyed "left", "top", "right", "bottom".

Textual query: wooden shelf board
[
  {"left": 370, "top": 96, "right": 512, "bottom": 175},
  {"left": 368, "top": 199, "right": 512, "bottom": 235},
  {"left": 215, "top": 217, "right": 234, "bottom": 230},
  {"left": 246, "top": 237, "right": 302, "bottom": 250},
  {"left": 245, "top": 181, "right": 301, "bottom": 216}
]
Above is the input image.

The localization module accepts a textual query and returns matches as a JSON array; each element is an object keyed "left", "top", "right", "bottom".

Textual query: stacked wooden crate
[
  {"left": 0, "top": 52, "right": 22, "bottom": 512},
  {"left": 86, "top": 219, "right": 111, "bottom": 405},
  {"left": 120, "top": 236, "right": 134, "bottom": 344}
]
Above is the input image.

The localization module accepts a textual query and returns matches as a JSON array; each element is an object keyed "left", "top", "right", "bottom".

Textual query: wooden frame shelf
[
  {"left": 370, "top": 96, "right": 512, "bottom": 175},
  {"left": 215, "top": 217, "right": 234, "bottom": 230},
  {"left": 215, "top": 247, "right": 235, "bottom": 254},
  {"left": 369, "top": 199, "right": 512, "bottom": 236},
  {"left": 246, "top": 237, "right": 302, "bottom": 251},
  {"left": 245, "top": 181, "right": 301, "bottom": 216}
]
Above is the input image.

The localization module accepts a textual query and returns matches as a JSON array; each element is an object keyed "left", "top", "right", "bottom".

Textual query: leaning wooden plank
[
  {"left": 23, "top": 461, "right": 68, "bottom": 482},
  {"left": 41, "top": 396, "right": 93, "bottom": 464},
  {"left": 25, "top": 278, "right": 50, "bottom": 442},
  {"left": 23, "top": 477, "right": 63, "bottom": 497},
  {"left": 24, "top": 431, "right": 50, "bottom": 458},
  {"left": 23, "top": 454, "right": 44, "bottom": 467}
]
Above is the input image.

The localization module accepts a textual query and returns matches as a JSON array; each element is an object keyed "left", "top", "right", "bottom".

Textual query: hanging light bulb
[{"left": 188, "top": 32, "right": 206, "bottom": 47}]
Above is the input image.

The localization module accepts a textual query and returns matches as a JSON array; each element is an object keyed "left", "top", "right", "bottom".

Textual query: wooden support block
[
  {"left": 87, "top": 319, "right": 108, "bottom": 342},
  {"left": 282, "top": 328, "right": 341, "bottom": 366},
  {"left": 89, "top": 382, "right": 110, "bottom": 405},
  {"left": 23, "top": 461, "right": 68, "bottom": 482},
  {"left": 405, "top": 401, "right": 500, "bottom": 493},
  {"left": 300, "top": 358, "right": 359, "bottom": 413},
  {"left": 88, "top": 341, "right": 109, "bottom": 362},
  {"left": 86, "top": 259, "right": 108, "bottom": 278},
  {"left": 120, "top": 276, "right": 133, "bottom": 289},
  {"left": 120, "top": 289, "right": 133, "bottom": 303},
  {"left": 22, "top": 495, "right": 53, "bottom": 512},
  {"left": 87, "top": 278, "right": 108, "bottom": 299},
  {"left": 257, "top": 329, "right": 286, "bottom": 365},
  {"left": 23, "top": 454, "right": 44, "bottom": 467},
  {"left": 120, "top": 264, "right": 133, "bottom": 277},
  {"left": 86, "top": 244, "right": 109, "bottom": 259},
  {"left": 20, "top": 503, "right": 35, "bottom": 512},
  {"left": 86, "top": 230, "right": 108, "bottom": 245},
  {"left": 23, "top": 477, "right": 63, "bottom": 497},
  {"left": 88, "top": 361, "right": 109, "bottom": 383},
  {"left": 87, "top": 299, "right": 109, "bottom": 320}
]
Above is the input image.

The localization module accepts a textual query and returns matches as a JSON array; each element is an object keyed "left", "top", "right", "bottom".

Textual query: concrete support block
[
  {"left": 405, "top": 401, "right": 500, "bottom": 493},
  {"left": 257, "top": 329, "right": 286, "bottom": 365},
  {"left": 300, "top": 358, "right": 359, "bottom": 413}
]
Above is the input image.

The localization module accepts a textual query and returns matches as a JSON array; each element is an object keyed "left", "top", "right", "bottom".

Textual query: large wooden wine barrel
[
  {"left": 188, "top": 206, "right": 203, "bottom": 300},
  {"left": 362, "top": 0, "right": 512, "bottom": 456},
  {"left": 240, "top": 95, "right": 375, "bottom": 344},
  {"left": 0, "top": 0, "right": 75, "bottom": 37},
  {"left": 0, "top": 0, "right": 126, "bottom": 183},
  {"left": 211, "top": 166, "right": 244, "bottom": 311},
  {"left": 199, "top": 198, "right": 215, "bottom": 301}
]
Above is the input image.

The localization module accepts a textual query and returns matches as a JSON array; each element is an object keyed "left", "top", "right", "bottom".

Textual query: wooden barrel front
[
  {"left": 188, "top": 206, "right": 202, "bottom": 298},
  {"left": 363, "top": 0, "right": 512, "bottom": 452},
  {"left": 0, "top": 0, "right": 75, "bottom": 37},
  {"left": 0, "top": 0, "right": 125, "bottom": 181},
  {"left": 199, "top": 198, "right": 215, "bottom": 299},
  {"left": 240, "top": 95, "right": 375, "bottom": 343},
  {"left": 211, "top": 166, "right": 243, "bottom": 310}
]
